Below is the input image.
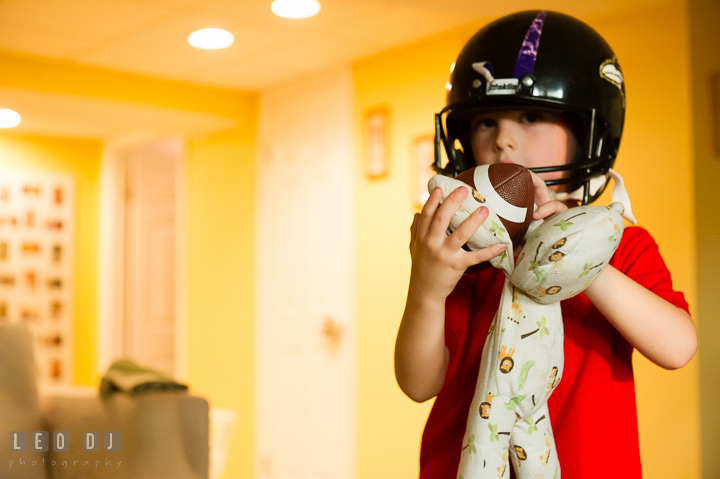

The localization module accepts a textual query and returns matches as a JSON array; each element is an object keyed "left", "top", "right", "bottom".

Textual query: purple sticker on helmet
[{"left": 512, "top": 11, "right": 547, "bottom": 78}]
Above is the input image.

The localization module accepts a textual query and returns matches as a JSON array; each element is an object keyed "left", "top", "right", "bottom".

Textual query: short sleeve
[{"left": 609, "top": 226, "right": 690, "bottom": 314}]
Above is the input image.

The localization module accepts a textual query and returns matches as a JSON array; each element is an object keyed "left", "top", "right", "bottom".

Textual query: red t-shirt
[{"left": 419, "top": 226, "right": 690, "bottom": 479}]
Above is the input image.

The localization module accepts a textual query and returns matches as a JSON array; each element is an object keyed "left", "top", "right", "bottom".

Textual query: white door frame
[{"left": 97, "top": 135, "right": 187, "bottom": 380}]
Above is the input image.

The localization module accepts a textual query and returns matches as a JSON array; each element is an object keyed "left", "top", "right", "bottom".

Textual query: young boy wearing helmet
[{"left": 394, "top": 11, "right": 696, "bottom": 478}]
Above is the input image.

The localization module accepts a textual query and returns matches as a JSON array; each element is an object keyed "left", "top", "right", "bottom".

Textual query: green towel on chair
[{"left": 100, "top": 359, "right": 188, "bottom": 399}]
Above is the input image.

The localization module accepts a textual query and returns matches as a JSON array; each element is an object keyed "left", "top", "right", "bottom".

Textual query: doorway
[{"left": 98, "top": 137, "right": 185, "bottom": 378}]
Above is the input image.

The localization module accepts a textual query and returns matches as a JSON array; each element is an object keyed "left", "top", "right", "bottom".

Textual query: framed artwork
[
  {"left": 0, "top": 169, "right": 75, "bottom": 385},
  {"left": 412, "top": 135, "right": 437, "bottom": 208},
  {"left": 713, "top": 74, "right": 720, "bottom": 157},
  {"left": 364, "top": 107, "right": 389, "bottom": 179}
]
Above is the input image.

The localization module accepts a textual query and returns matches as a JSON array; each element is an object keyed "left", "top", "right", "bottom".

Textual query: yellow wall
[
  {"left": 689, "top": 0, "right": 720, "bottom": 477},
  {"left": 0, "top": 51, "right": 251, "bottom": 119},
  {"left": 0, "top": 134, "right": 102, "bottom": 385},
  {"left": 353, "top": 3, "right": 699, "bottom": 477},
  {"left": 185, "top": 126, "right": 258, "bottom": 479}
]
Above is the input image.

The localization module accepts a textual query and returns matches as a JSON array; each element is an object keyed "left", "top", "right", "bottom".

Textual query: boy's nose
[
  {"left": 493, "top": 123, "right": 518, "bottom": 152},
  {"left": 494, "top": 137, "right": 517, "bottom": 152}
]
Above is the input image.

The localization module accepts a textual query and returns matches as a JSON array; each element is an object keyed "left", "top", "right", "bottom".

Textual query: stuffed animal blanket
[{"left": 429, "top": 169, "right": 625, "bottom": 479}]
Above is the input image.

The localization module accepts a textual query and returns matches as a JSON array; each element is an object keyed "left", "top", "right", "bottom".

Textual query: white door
[
  {"left": 123, "top": 139, "right": 180, "bottom": 375},
  {"left": 256, "top": 68, "right": 356, "bottom": 479}
]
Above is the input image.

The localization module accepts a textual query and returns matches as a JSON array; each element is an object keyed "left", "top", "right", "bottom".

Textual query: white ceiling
[{"left": 0, "top": 0, "right": 664, "bottom": 138}]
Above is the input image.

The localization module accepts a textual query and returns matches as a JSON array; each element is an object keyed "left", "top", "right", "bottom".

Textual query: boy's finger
[
  {"left": 416, "top": 187, "right": 443, "bottom": 238},
  {"left": 428, "top": 186, "right": 469, "bottom": 239},
  {"left": 533, "top": 200, "right": 568, "bottom": 220},
  {"left": 446, "top": 205, "right": 488, "bottom": 250},
  {"left": 463, "top": 242, "right": 506, "bottom": 269},
  {"left": 410, "top": 213, "right": 420, "bottom": 243},
  {"left": 529, "top": 170, "right": 553, "bottom": 206}
]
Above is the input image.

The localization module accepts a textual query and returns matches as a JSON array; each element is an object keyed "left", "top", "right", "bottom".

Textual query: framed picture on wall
[
  {"left": 412, "top": 135, "right": 437, "bottom": 208},
  {"left": 363, "top": 107, "right": 390, "bottom": 179},
  {"left": 0, "top": 169, "right": 75, "bottom": 385}
]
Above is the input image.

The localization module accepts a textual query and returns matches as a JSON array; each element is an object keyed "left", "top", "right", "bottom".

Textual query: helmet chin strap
[{"left": 550, "top": 168, "right": 637, "bottom": 224}]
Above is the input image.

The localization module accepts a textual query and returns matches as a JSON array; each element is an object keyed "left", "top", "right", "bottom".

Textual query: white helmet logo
[
  {"left": 472, "top": 62, "right": 495, "bottom": 83},
  {"left": 472, "top": 61, "right": 519, "bottom": 96},
  {"left": 600, "top": 58, "right": 624, "bottom": 91}
]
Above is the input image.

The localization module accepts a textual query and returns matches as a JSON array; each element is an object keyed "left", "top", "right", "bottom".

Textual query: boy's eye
[
  {"left": 474, "top": 118, "right": 496, "bottom": 129},
  {"left": 522, "top": 112, "right": 541, "bottom": 123}
]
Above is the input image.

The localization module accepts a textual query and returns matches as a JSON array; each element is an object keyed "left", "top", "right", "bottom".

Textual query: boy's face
[{"left": 470, "top": 109, "right": 578, "bottom": 191}]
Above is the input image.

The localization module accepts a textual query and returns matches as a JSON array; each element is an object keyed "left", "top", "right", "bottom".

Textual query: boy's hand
[
  {"left": 529, "top": 170, "right": 568, "bottom": 220},
  {"left": 408, "top": 186, "right": 506, "bottom": 302}
]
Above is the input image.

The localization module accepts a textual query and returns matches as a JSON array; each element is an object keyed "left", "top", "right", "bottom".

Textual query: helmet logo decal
[
  {"left": 472, "top": 61, "right": 495, "bottom": 83},
  {"left": 512, "top": 10, "right": 547, "bottom": 78},
  {"left": 600, "top": 57, "right": 625, "bottom": 94},
  {"left": 472, "top": 61, "right": 520, "bottom": 96}
]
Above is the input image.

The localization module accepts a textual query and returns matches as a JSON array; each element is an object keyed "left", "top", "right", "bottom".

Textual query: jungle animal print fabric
[{"left": 428, "top": 171, "right": 625, "bottom": 479}]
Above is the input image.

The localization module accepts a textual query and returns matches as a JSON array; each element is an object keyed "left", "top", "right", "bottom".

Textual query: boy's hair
[{"left": 434, "top": 11, "right": 625, "bottom": 204}]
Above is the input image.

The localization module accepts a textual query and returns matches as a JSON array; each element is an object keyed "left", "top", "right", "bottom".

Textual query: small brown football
[{"left": 455, "top": 164, "right": 534, "bottom": 273}]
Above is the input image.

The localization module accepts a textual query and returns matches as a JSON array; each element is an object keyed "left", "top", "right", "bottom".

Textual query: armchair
[{"left": 0, "top": 324, "right": 209, "bottom": 479}]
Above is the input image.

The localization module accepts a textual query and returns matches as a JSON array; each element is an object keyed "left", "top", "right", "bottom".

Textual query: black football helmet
[{"left": 434, "top": 10, "right": 626, "bottom": 204}]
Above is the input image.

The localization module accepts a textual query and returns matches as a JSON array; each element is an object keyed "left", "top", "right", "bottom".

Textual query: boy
[{"left": 394, "top": 11, "right": 697, "bottom": 478}]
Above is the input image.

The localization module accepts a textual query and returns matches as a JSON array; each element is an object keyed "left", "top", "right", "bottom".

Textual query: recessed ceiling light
[
  {"left": 271, "top": 0, "right": 321, "bottom": 19},
  {"left": 0, "top": 109, "right": 21, "bottom": 128},
  {"left": 187, "top": 28, "right": 235, "bottom": 50}
]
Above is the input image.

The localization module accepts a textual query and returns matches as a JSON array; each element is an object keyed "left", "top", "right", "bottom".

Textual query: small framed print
[
  {"left": 364, "top": 107, "right": 390, "bottom": 179},
  {"left": 713, "top": 74, "right": 720, "bottom": 157},
  {"left": 412, "top": 135, "right": 437, "bottom": 208}
]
